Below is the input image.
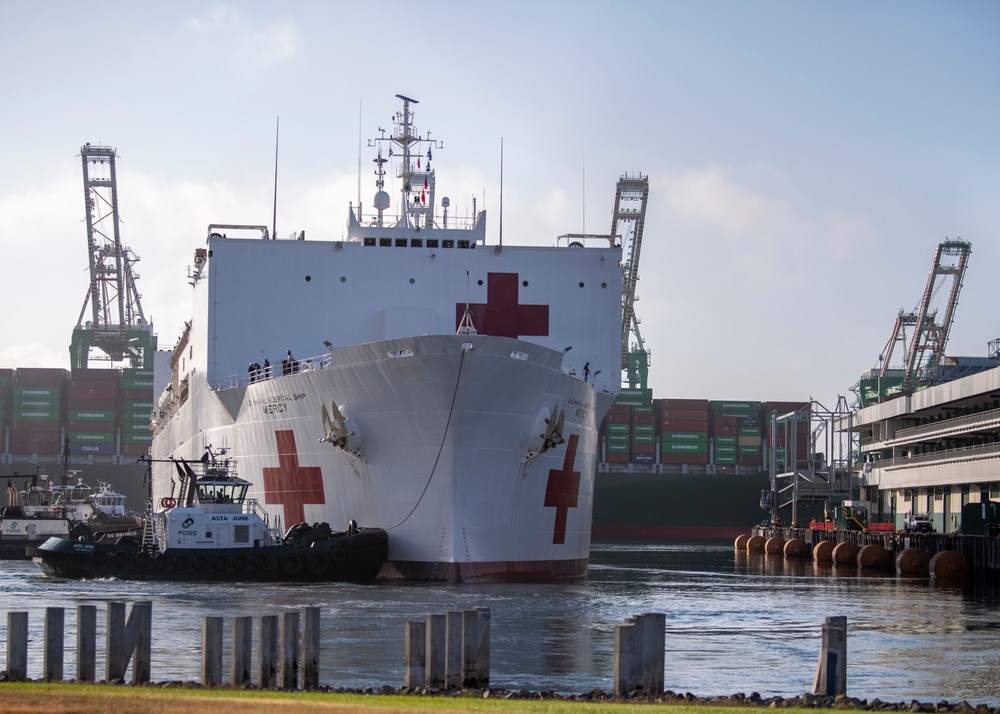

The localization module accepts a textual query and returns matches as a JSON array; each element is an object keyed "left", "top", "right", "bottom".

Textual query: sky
[{"left": 1, "top": 0, "right": 998, "bottom": 409}]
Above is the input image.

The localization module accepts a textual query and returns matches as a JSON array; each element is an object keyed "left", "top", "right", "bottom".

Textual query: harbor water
[{"left": 2, "top": 541, "right": 999, "bottom": 704}]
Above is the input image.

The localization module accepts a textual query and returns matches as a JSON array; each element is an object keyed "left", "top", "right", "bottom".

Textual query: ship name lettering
[
  {"left": 231, "top": 515, "right": 249, "bottom": 521},
  {"left": 263, "top": 403, "right": 287, "bottom": 415},
  {"left": 210, "top": 516, "right": 228, "bottom": 521},
  {"left": 179, "top": 530, "right": 198, "bottom": 536},
  {"left": 576, "top": 408, "right": 588, "bottom": 419}
]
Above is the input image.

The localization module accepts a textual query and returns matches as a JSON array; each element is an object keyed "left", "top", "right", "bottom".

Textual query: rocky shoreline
[{"left": 5, "top": 675, "right": 997, "bottom": 713}]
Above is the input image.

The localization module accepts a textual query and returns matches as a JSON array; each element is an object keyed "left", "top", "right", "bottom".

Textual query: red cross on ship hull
[
  {"left": 543, "top": 433, "right": 582, "bottom": 545},
  {"left": 262, "top": 430, "right": 326, "bottom": 525}
]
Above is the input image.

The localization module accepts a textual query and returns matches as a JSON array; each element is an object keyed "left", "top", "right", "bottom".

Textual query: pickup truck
[{"left": 903, "top": 513, "right": 934, "bottom": 533}]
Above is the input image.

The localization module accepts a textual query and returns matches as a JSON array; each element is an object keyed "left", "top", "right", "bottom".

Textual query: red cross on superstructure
[
  {"left": 543, "top": 433, "right": 581, "bottom": 545},
  {"left": 262, "top": 430, "right": 325, "bottom": 525},
  {"left": 455, "top": 272, "right": 549, "bottom": 338}
]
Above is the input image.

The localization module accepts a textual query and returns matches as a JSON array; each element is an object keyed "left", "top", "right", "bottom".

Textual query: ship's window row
[{"left": 363, "top": 237, "right": 470, "bottom": 249}]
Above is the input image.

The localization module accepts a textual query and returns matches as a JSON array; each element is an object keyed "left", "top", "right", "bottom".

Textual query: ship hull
[{"left": 153, "top": 334, "right": 613, "bottom": 581}]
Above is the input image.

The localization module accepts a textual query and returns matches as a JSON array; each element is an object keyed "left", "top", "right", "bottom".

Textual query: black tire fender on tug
[
  {"left": 152, "top": 553, "right": 170, "bottom": 570},
  {"left": 212, "top": 555, "right": 229, "bottom": 572},
  {"left": 232, "top": 554, "right": 249, "bottom": 571},
  {"left": 111, "top": 551, "right": 130, "bottom": 568},
  {"left": 307, "top": 550, "right": 330, "bottom": 574},
  {"left": 192, "top": 555, "right": 209, "bottom": 571},
  {"left": 134, "top": 552, "right": 151, "bottom": 568},
  {"left": 279, "top": 554, "right": 304, "bottom": 577},
  {"left": 331, "top": 548, "right": 347, "bottom": 565},
  {"left": 172, "top": 555, "right": 189, "bottom": 571},
  {"left": 91, "top": 549, "right": 108, "bottom": 566},
  {"left": 252, "top": 553, "right": 270, "bottom": 570}
]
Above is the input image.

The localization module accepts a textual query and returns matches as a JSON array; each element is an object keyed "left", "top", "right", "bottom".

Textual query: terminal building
[{"left": 839, "top": 362, "right": 1000, "bottom": 534}]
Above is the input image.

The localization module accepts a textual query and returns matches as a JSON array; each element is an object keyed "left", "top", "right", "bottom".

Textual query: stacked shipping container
[
  {"left": 599, "top": 395, "right": 812, "bottom": 469},
  {"left": 1, "top": 367, "right": 154, "bottom": 460}
]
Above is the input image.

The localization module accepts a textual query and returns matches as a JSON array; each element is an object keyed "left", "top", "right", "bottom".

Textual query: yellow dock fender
[
  {"left": 745, "top": 535, "right": 765, "bottom": 552},
  {"left": 734, "top": 534, "right": 750, "bottom": 550},
  {"left": 764, "top": 536, "right": 785, "bottom": 555}
]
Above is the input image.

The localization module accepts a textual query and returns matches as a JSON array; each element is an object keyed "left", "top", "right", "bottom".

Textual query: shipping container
[
  {"left": 67, "top": 431, "right": 115, "bottom": 444},
  {"left": 712, "top": 425, "right": 738, "bottom": 436},
  {"left": 68, "top": 383, "right": 118, "bottom": 399},
  {"left": 605, "top": 452, "right": 630, "bottom": 463},
  {"left": 15, "top": 368, "right": 67, "bottom": 388},
  {"left": 661, "top": 408, "right": 710, "bottom": 421},
  {"left": 631, "top": 434, "right": 656, "bottom": 445},
  {"left": 12, "top": 408, "right": 60, "bottom": 421},
  {"left": 14, "top": 387, "right": 61, "bottom": 399},
  {"left": 66, "top": 397, "right": 118, "bottom": 411},
  {"left": 660, "top": 453, "right": 709, "bottom": 465},
  {"left": 120, "top": 388, "right": 154, "bottom": 400},
  {"left": 662, "top": 431, "right": 709, "bottom": 443},
  {"left": 631, "top": 452, "right": 655, "bottom": 464},
  {"left": 714, "top": 435, "right": 737, "bottom": 446},
  {"left": 606, "top": 422, "right": 631, "bottom": 434},
  {"left": 68, "top": 443, "right": 115, "bottom": 456},
  {"left": 631, "top": 413, "right": 656, "bottom": 425},
  {"left": 662, "top": 442, "right": 708, "bottom": 454},
  {"left": 630, "top": 443, "right": 656, "bottom": 454},
  {"left": 67, "top": 420, "right": 116, "bottom": 433},
  {"left": 660, "top": 419, "right": 709, "bottom": 432},
  {"left": 123, "top": 433, "right": 152, "bottom": 444},
  {"left": 710, "top": 400, "right": 761, "bottom": 412},
  {"left": 738, "top": 445, "right": 762, "bottom": 455},
  {"left": 738, "top": 436, "right": 762, "bottom": 447},
  {"left": 664, "top": 398, "right": 709, "bottom": 410}
]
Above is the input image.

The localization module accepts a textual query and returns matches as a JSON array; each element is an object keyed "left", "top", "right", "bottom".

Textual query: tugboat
[
  {"left": 1, "top": 470, "right": 141, "bottom": 560},
  {"left": 33, "top": 447, "right": 387, "bottom": 581}
]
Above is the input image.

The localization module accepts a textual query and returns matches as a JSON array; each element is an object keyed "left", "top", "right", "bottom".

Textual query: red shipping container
[
  {"left": 68, "top": 383, "right": 118, "bottom": 399},
  {"left": 67, "top": 420, "right": 117, "bottom": 433},
  {"left": 712, "top": 425, "right": 738, "bottom": 435},
  {"left": 70, "top": 368, "right": 121, "bottom": 382},
  {"left": 605, "top": 452, "right": 631, "bottom": 463},
  {"left": 122, "top": 443, "right": 151, "bottom": 456},
  {"left": 11, "top": 420, "right": 62, "bottom": 433},
  {"left": 631, "top": 413, "right": 656, "bottom": 425},
  {"left": 121, "top": 388, "right": 154, "bottom": 400},
  {"left": 14, "top": 368, "right": 67, "bottom": 388},
  {"left": 660, "top": 453, "right": 709, "bottom": 465},
  {"left": 630, "top": 443, "right": 656, "bottom": 453},
  {"left": 66, "top": 397, "right": 118, "bottom": 411},
  {"left": 660, "top": 419, "right": 708, "bottom": 432},
  {"left": 662, "top": 408, "right": 710, "bottom": 421},
  {"left": 711, "top": 415, "right": 739, "bottom": 428},
  {"left": 664, "top": 398, "right": 709, "bottom": 410}
]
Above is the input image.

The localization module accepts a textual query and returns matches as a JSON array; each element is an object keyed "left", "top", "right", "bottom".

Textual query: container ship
[
  {"left": 149, "top": 95, "right": 622, "bottom": 581},
  {"left": 593, "top": 391, "right": 816, "bottom": 540}
]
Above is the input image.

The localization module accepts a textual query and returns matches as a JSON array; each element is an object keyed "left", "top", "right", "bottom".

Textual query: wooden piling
[
  {"left": 280, "top": 611, "right": 300, "bottom": 690},
  {"left": 106, "top": 601, "right": 151, "bottom": 683},
  {"left": 44, "top": 607, "right": 64, "bottom": 682},
  {"left": 6, "top": 611, "right": 28, "bottom": 682},
  {"left": 202, "top": 616, "right": 224, "bottom": 686},
  {"left": 404, "top": 620, "right": 427, "bottom": 689},
  {"left": 258, "top": 615, "right": 278, "bottom": 688},
  {"left": 445, "top": 611, "right": 462, "bottom": 689},
  {"left": 462, "top": 608, "right": 490, "bottom": 689},
  {"left": 231, "top": 616, "right": 253, "bottom": 686},
  {"left": 613, "top": 620, "right": 636, "bottom": 694},
  {"left": 302, "top": 606, "right": 321, "bottom": 690},
  {"left": 613, "top": 612, "right": 665, "bottom": 695},
  {"left": 77, "top": 604, "right": 97, "bottom": 682},
  {"left": 425, "top": 613, "right": 446, "bottom": 689},
  {"left": 812, "top": 615, "right": 847, "bottom": 696}
]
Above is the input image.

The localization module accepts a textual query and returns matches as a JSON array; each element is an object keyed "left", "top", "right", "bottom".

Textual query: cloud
[{"left": 184, "top": 6, "right": 298, "bottom": 66}]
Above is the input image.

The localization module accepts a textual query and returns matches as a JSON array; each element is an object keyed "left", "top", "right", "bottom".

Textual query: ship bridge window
[
  {"left": 395, "top": 239, "right": 407, "bottom": 247},
  {"left": 197, "top": 483, "right": 248, "bottom": 504},
  {"left": 379, "top": 238, "right": 391, "bottom": 247},
  {"left": 458, "top": 240, "right": 470, "bottom": 249},
  {"left": 411, "top": 239, "right": 422, "bottom": 248},
  {"left": 427, "top": 239, "right": 439, "bottom": 248},
  {"left": 443, "top": 239, "right": 454, "bottom": 249},
  {"left": 364, "top": 237, "right": 376, "bottom": 246}
]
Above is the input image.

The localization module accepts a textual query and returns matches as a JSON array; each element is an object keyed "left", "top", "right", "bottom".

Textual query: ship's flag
[
  {"left": 421, "top": 190, "right": 426, "bottom": 203},
  {"left": 428, "top": 147, "right": 432, "bottom": 161},
  {"left": 424, "top": 178, "right": 428, "bottom": 190},
  {"left": 417, "top": 157, "right": 421, "bottom": 169}
]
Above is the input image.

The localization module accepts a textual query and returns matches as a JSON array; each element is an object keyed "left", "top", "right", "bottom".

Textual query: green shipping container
[
  {"left": 15, "top": 398, "right": 58, "bottom": 408},
  {"left": 714, "top": 435, "right": 737, "bottom": 445},
  {"left": 68, "top": 432, "right": 115, "bottom": 444},
  {"left": 715, "top": 445, "right": 738, "bottom": 456},
  {"left": 663, "top": 431, "right": 708, "bottom": 443},
  {"left": 606, "top": 443, "right": 630, "bottom": 454},
  {"left": 738, "top": 445, "right": 762, "bottom": 455},
  {"left": 124, "top": 434, "right": 152, "bottom": 444},
  {"left": 13, "top": 409, "right": 59, "bottom": 420},
  {"left": 122, "top": 400, "right": 155, "bottom": 411},
  {"left": 662, "top": 442, "right": 708, "bottom": 454},
  {"left": 715, "top": 456, "right": 738, "bottom": 465},
  {"left": 631, "top": 405, "right": 654, "bottom": 415},
  {"left": 710, "top": 400, "right": 761, "bottom": 412},
  {"left": 14, "top": 387, "right": 61, "bottom": 399},
  {"left": 607, "top": 423, "right": 631, "bottom": 434},
  {"left": 120, "top": 378, "right": 154, "bottom": 390},
  {"left": 631, "top": 434, "right": 656, "bottom": 445},
  {"left": 631, "top": 423, "right": 655, "bottom": 436},
  {"left": 68, "top": 409, "right": 116, "bottom": 421},
  {"left": 738, "top": 426, "right": 762, "bottom": 437}
]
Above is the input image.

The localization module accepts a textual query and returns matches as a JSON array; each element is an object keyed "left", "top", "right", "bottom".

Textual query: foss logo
[{"left": 181, "top": 518, "right": 195, "bottom": 529}]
